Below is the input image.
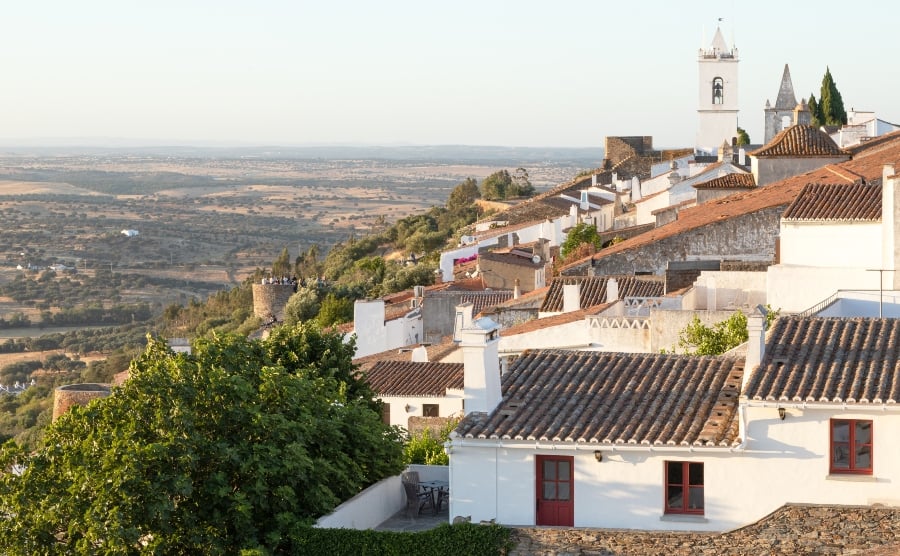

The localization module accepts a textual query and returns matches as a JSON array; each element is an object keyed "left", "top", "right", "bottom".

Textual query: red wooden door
[{"left": 536, "top": 455, "right": 574, "bottom": 526}]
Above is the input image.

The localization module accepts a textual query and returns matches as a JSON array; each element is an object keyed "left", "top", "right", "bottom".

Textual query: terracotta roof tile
[
  {"left": 693, "top": 173, "right": 756, "bottom": 189},
  {"left": 353, "top": 340, "right": 460, "bottom": 373},
  {"left": 782, "top": 182, "right": 882, "bottom": 221},
  {"left": 745, "top": 317, "right": 900, "bottom": 404},
  {"left": 455, "top": 350, "right": 743, "bottom": 447},
  {"left": 363, "top": 360, "right": 464, "bottom": 396},
  {"left": 540, "top": 275, "right": 665, "bottom": 312},
  {"left": 750, "top": 125, "right": 846, "bottom": 157}
]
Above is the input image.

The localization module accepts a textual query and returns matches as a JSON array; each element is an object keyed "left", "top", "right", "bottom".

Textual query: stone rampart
[
  {"left": 252, "top": 283, "right": 295, "bottom": 322},
  {"left": 52, "top": 383, "right": 111, "bottom": 421},
  {"left": 508, "top": 504, "right": 900, "bottom": 555}
]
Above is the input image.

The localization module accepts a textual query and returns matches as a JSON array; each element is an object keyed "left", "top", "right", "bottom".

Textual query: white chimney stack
[
  {"left": 743, "top": 307, "right": 767, "bottom": 389},
  {"left": 461, "top": 317, "right": 502, "bottom": 415},
  {"left": 605, "top": 278, "right": 619, "bottom": 303},
  {"left": 563, "top": 283, "right": 581, "bottom": 312},
  {"left": 513, "top": 278, "right": 521, "bottom": 300},
  {"left": 453, "top": 302, "right": 475, "bottom": 343}
]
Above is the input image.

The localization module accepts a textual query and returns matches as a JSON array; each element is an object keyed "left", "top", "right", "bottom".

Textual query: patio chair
[
  {"left": 401, "top": 470, "right": 420, "bottom": 484},
  {"left": 402, "top": 479, "right": 435, "bottom": 517}
]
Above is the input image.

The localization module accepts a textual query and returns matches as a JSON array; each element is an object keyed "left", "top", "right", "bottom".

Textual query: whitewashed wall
[
  {"left": 381, "top": 392, "right": 464, "bottom": 429},
  {"left": 449, "top": 407, "right": 900, "bottom": 531},
  {"left": 353, "top": 300, "right": 387, "bottom": 359},
  {"left": 690, "top": 271, "right": 768, "bottom": 311},
  {"left": 499, "top": 320, "right": 590, "bottom": 355},
  {"left": 780, "top": 221, "right": 880, "bottom": 268},
  {"left": 767, "top": 265, "right": 876, "bottom": 313}
]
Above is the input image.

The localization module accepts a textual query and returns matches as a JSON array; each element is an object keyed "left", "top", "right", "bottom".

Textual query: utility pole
[{"left": 866, "top": 269, "right": 887, "bottom": 318}]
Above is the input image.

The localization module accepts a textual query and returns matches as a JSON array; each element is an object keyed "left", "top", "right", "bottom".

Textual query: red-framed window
[
  {"left": 665, "top": 461, "right": 704, "bottom": 515},
  {"left": 830, "top": 419, "right": 873, "bottom": 474}
]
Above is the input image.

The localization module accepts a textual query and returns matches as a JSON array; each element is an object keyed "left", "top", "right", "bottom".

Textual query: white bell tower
[{"left": 696, "top": 26, "right": 739, "bottom": 155}]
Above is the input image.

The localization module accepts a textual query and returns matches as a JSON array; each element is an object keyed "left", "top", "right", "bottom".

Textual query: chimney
[
  {"left": 743, "top": 307, "right": 767, "bottom": 388},
  {"left": 513, "top": 278, "right": 521, "bottom": 299},
  {"left": 605, "top": 278, "right": 619, "bottom": 303},
  {"left": 739, "top": 148, "right": 747, "bottom": 166},
  {"left": 410, "top": 345, "right": 429, "bottom": 362},
  {"left": 882, "top": 164, "right": 900, "bottom": 288},
  {"left": 452, "top": 302, "right": 475, "bottom": 343},
  {"left": 563, "top": 283, "right": 581, "bottom": 312},
  {"left": 461, "top": 317, "right": 502, "bottom": 415},
  {"left": 591, "top": 173, "right": 597, "bottom": 187}
]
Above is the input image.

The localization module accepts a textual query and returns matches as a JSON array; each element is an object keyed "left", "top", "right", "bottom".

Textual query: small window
[
  {"left": 831, "top": 419, "right": 873, "bottom": 474},
  {"left": 712, "top": 77, "right": 724, "bottom": 105},
  {"left": 665, "top": 461, "right": 704, "bottom": 514},
  {"left": 381, "top": 403, "right": 390, "bottom": 425},
  {"left": 423, "top": 404, "right": 439, "bottom": 417}
]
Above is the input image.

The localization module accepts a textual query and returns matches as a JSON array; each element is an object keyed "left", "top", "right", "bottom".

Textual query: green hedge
[{"left": 279, "top": 523, "right": 512, "bottom": 556}]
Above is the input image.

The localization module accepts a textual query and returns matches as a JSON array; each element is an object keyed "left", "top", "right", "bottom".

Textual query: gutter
[{"left": 449, "top": 438, "right": 739, "bottom": 454}]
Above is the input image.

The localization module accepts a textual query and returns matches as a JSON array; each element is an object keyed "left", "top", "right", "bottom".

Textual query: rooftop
[
  {"left": 455, "top": 350, "right": 743, "bottom": 447},
  {"left": 782, "top": 182, "right": 882, "bottom": 221},
  {"left": 750, "top": 125, "right": 846, "bottom": 158}
]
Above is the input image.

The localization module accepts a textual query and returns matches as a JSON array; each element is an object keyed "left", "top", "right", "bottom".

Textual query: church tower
[
  {"left": 764, "top": 64, "right": 799, "bottom": 143},
  {"left": 696, "top": 26, "right": 739, "bottom": 154}
]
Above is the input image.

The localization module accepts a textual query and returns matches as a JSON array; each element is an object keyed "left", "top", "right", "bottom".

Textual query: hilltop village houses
[{"left": 248, "top": 25, "right": 900, "bottom": 534}]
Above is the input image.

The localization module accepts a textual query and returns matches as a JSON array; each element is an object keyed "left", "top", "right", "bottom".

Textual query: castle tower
[
  {"left": 764, "top": 64, "right": 799, "bottom": 143},
  {"left": 697, "top": 26, "right": 739, "bottom": 155}
]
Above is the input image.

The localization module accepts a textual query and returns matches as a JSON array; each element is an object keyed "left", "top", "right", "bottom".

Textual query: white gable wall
[
  {"left": 767, "top": 266, "right": 875, "bottom": 313},
  {"left": 780, "top": 221, "right": 880, "bottom": 267}
]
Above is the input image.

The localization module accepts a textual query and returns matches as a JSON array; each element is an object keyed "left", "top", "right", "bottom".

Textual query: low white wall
[
  {"left": 315, "top": 475, "right": 404, "bottom": 530},
  {"left": 690, "top": 271, "right": 768, "bottom": 311},
  {"left": 315, "top": 465, "right": 449, "bottom": 530}
]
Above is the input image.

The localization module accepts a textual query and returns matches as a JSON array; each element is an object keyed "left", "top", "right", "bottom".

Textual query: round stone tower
[
  {"left": 251, "top": 283, "right": 295, "bottom": 322},
  {"left": 52, "top": 383, "right": 111, "bottom": 421}
]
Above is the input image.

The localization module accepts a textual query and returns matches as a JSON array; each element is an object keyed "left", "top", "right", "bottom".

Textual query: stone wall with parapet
[
  {"left": 251, "top": 283, "right": 295, "bottom": 322},
  {"left": 52, "top": 383, "right": 111, "bottom": 421},
  {"left": 507, "top": 504, "right": 900, "bottom": 555}
]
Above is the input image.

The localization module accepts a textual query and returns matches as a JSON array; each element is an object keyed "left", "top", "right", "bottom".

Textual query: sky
[{"left": 1, "top": 0, "right": 897, "bottom": 149}]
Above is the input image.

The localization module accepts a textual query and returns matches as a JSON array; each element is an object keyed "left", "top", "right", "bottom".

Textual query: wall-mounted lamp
[
  {"left": 405, "top": 404, "right": 413, "bottom": 413},
  {"left": 594, "top": 450, "right": 603, "bottom": 462},
  {"left": 778, "top": 407, "right": 786, "bottom": 421}
]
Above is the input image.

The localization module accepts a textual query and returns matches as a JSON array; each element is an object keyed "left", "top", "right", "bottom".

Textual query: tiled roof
[
  {"left": 353, "top": 340, "right": 460, "bottom": 373},
  {"left": 479, "top": 250, "right": 544, "bottom": 268},
  {"left": 363, "top": 361, "right": 463, "bottom": 397},
  {"left": 750, "top": 125, "right": 846, "bottom": 157},
  {"left": 693, "top": 173, "right": 756, "bottom": 189},
  {"left": 782, "top": 182, "right": 882, "bottom": 221},
  {"left": 540, "top": 275, "right": 665, "bottom": 312},
  {"left": 745, "top": 317, "right": 900, "bottom": 404},
  {"left": 425, "top": 289, "right": 515, "bottom": 316},
  {"left": 561, "top": 131, "right": 900, "bottom": 272},
  {"left": 455, "top": 350, "right": 743, "bottom": 447}
]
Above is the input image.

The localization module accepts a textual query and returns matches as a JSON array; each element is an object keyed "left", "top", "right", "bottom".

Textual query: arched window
[{"left": 712, "top": 77, "right": 724, "bottom": 105}]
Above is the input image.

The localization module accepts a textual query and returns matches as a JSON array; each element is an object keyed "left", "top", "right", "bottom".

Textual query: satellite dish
[{"left": 532, "top": 255, "right": 542, "bottom": 264}]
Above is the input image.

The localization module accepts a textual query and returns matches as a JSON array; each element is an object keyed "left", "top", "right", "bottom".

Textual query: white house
[
  {"left": 351, "top": 296, "right": 423, "bottom": 360},
  {"left": 767, "top": 164, "right": 896, "bottom": 313},
  {"left": 362, "top": 360, "right": 464, "bottom": 428},
  {"left": 831, "top": 110, "right": 900, "bottom": 149},
  {"left": 447, "top": 314, "right": 900, "bottom": 531}
]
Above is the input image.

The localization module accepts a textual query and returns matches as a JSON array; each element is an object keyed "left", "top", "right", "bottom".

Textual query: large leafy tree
[
  {"left": 480, "top": 169, "right": 512, "bottom": 201},
  {"left": 0, "top": 324, "right": 404, "bottom": 553},
  {"left": 446, "top": 177, "right": 480, "bottom": 212}
]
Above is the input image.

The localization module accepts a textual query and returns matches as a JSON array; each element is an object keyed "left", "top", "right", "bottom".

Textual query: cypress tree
[
  {"left": 808, "top": 93, "right": 821, "bottom": 128},
  {"left": 818, "top": 67, "right": 847, "bottom": 126}
]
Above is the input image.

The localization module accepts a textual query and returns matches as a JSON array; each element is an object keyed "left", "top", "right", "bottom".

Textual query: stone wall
[
  {"left": 563, "top": 207, "right": 784, "bottom": 278},
  {"left": 508, "top": 504, "right": 900, "bottom": 555},
  {"left": 251, "top": 283, "right": 295, "bottom": 322},
  {"left": 53, "top": 383, "right": 111, "bottom": 421}
]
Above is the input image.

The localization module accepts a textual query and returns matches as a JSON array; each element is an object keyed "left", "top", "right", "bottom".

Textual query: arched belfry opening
[{"left": 712, "top": 77, "right": 724, "bottom": 105}]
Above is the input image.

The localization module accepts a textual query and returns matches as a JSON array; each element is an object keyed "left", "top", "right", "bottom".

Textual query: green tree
[
  {"left": 283, "top": 285, "right": 322, "bottom": 326},
  {"left": 808, "top": 93, "right": 820, "bottom": 127},
  {"left": 676, "top": 307, "right": 779, "bottom": 355},
  {"left": 316, "top": 293, "right": 354, "bottom": 328},
  {"left": 480, "top": 169, "right": 512, "bottom": 201},
  {"left": 403, "top": 418, "right": 459, "bottom": 466},
  {"left": 736, "top": 127, "right": 750, "bottom": 146},
  {"left": 272, "top": 246, "right": 292, "bottom": 277},
  {"left": 446, "top": 177, "right": 480, "bottom": 212},
  {"left": 509, "top": 167, "right": 535, "bottom": 198},
  {"left": 560, "top": 222, "right": 602, "bottom": 259},
  {"left": 0, "top": 326, "right": 404, "bottom": 553},
  {"left": 808, "top": 67, "right": 847, "bottom": 127}
]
